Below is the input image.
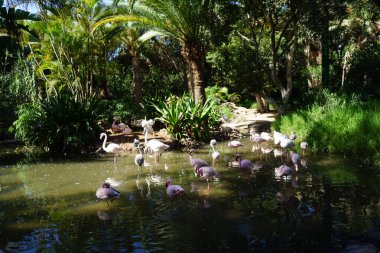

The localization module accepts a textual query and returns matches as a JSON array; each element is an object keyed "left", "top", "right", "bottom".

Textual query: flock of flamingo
[{"left": 96, "top": 119, "right": 309, "bottom": 206}]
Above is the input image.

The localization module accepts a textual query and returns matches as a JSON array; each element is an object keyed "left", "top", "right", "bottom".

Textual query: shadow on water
[{"left": 1, "top": 138, "right": 380, "bottom": 252}]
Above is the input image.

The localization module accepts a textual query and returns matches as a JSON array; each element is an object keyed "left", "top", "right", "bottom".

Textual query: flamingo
[
  {"left": 133, "top": 139, "right": 140, "bottom": 149},
  {"left": 289, "top": 133, "right": 297, "bottom": 141},
  {"left": 260, "top": 132, "right": 273, "bottom": 141},
  {"left": 135, "top": 143, "right": 144, "bottom": 170},
  {"left": 300, "top": 141, "right": 308, "bottom": 155},
  {"left": 189, "top": 149, "right": 209, "bottom": 168},
  {"left": 123, "top": 125, "right": 132, "bottom": 135},
  {"left": 228, "top": 140, "right": 244, "bottom": 154},
  {"left": 210, "top": 139, "right": 220, "bottom": 165},
  {"left": 290, "top": 151, "right": 301, "bottom": 171},
  {"left": 144, "top": 139, "right": 170, "bottom": 163},
  {"left": 280, "top": 137, "right": 294, "bottom": 152},
  {"left": 194, "top": 164, "right": 221, "bottom": 181},
  {"left": 235, "top": 154, "right": 253, "bottom": 170},
  {"left": 142, "top": 118, "right": 154, "bottom": 136},
  {"left": 274, "top": 164, "right": 295, "bottom": 179},
  {"left": 100, "top": 133, "right": 122, "bottom": 163},
  {"left": 96, "top": 182, "right": 121, "bottom": 207},
  {"left": 112, "top": 120, "right": 127, "bottom": 132},
  {"left": 143, "top": 125, "right": 169, "bottom": 163},
  {"left": 165, "top": 178, "right": 185, "bottom": 198}
]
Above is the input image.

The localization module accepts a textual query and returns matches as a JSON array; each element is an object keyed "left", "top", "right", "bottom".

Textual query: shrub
[
  {"left": 152, "top": 93, "right": 221, "bottom": 141},
  {"left": 14, "top": 94, "right": 105, "bottom": 153},
  {"left": 272, "top": 91, "right": 380, "bottom": 166}
]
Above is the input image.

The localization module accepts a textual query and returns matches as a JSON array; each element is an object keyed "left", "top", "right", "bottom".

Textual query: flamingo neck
[
  {"left": 101, "top": 134, "right": 107, "bottom": 150},
  {"left": 144, "top": 127, "right": 148, "bottom": 145}
]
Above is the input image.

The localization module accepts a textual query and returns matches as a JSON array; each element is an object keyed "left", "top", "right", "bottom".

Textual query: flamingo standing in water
[
  {"left": 143, "top": 125, "right": 169, "bottom": 163},
  {"left": 228, "top": 140, "right": 244, "bottom": 154},
  {"left": 290, "top": 151, "right": 301, "bottom": 171},
  {"left": 274, "top": 164, "right": 295, "bottom": 179},
  {"left": 96, "top": 182, "right": 121, "bottom": 207},
  {"left": 100, "top": 133, "right": 122, "bottom": 163},
  {"left": 135, "top": 143, "right": 144, "bottom": 170},
  {"left": 210, "top": 139, "right": 220, "bottom": 165},
  {"left": 235, "top": 154, "right": 253, "bottom": 170},
  {"left": 165, "top": 178, "right": 185, "bottom": 198},
  {"left": 300, "top": 141, "right": 308, "bottom": 155},
  {"left": 189, "top": 149, "right": 209, "bottom": 168}
]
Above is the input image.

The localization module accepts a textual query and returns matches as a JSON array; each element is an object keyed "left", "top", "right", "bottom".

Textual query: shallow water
[{"left": 1, "top": 138, "right": 380, "bottom": 252}]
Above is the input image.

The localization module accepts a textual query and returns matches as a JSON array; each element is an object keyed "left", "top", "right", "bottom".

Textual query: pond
[{"left": 1, "top": 137, "right": 380, "bottom": 252}]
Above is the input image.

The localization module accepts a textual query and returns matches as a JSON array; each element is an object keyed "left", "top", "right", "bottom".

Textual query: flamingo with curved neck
[{"left": 100, "top": 133, "right": 122, "bottom": 163}]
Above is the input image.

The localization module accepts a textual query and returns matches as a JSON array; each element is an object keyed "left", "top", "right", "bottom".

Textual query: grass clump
[{"left": 272, "top": 90, "right": 380, "bottom": 166}]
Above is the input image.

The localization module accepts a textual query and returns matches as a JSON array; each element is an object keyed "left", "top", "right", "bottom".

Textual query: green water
[{"left": 1, "top": 139, "right": 380, "bottom": 252}]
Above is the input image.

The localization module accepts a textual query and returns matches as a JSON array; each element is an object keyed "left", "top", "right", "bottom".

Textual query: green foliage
[
  {"left": 273, "top": 90, "right": 380, "bottom": 166},
  {"left": 344, "top": 42, "right": 380, "bottom": 99},
  {"left": 0, "top": 58, "right": 39, "bottom": 139},
  {"left": 14, "top": 94, "right": 105, "bottom": 153},
  {"left": 152, "top": 93, "right": 221, "bottom": 141},
  {"left": 205, "top": 85, "right": 239, "bottom": 104}
]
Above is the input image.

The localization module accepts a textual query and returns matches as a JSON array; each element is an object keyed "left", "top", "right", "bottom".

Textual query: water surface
[{"left": 1, "top": 138, "right": 380, "bottom": 252}]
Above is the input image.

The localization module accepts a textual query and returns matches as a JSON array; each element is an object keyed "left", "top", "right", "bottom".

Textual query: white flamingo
[
  {"left": 300, "top": 141, "right": 309, "bottom": 155},
  {"left": 228, "top": 140, "right": 244, "bottom": 154},
  {"left": 210, "top": 139, "right": 220, "bottom": 165},
  {"left": 100, "top": 133, "right": 122, "bottom": 163},
  {"left": 135, "top": 143, "right": 144, "bottom": 170}
]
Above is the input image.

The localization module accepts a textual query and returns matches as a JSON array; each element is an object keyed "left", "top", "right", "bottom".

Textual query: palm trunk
[
  {"left": 132, "top": 54, "right": 143, "bottom": 105},
  {"left": 182, "top": 43, "right": 206, "bottom": 105}
]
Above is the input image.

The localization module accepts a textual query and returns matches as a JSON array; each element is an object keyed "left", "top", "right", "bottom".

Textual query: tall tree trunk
[
  {"left": 283, "top": 41, "right": 296, "bottom": 106},
  {"left": 182, "top": 43, "right": 206, "bottom": 105},
  {"left": 254, "top": 92, "right": 266, "bottom": 113},
  {"left": 132, "top": 54, "right": 143, "bottom": 105}
]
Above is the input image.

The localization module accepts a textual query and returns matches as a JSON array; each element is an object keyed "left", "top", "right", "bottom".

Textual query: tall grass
[{"left": 272, "top": 91, "right": 380, "bottom": 167}]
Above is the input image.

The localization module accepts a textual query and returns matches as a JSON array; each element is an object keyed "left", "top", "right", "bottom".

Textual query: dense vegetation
[{"left": 0, "top": 0, "right": 380, "bottom": 166}]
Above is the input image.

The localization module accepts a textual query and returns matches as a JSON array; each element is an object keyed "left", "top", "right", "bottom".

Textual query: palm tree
[
  {"left": 29, "top": 0, "right": 113, "bottom": 101},
  {"left": 106, "top": 23, "right": 161, "bottom": 104},
  {"left": 0, "top": 0, "right": 40, "bottom": 69},
  {"left": 94, "top": 0, "right": 224, "bottom": 105}
]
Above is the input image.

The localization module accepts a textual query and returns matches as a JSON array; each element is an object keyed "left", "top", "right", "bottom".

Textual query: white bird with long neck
[
  {"left": 135, "top": 143, "right": 144, "bottom": 170},
  {"left": 143, "top": 127, "right": 169, "bottom": 163},
  {"left": 210, "top": 139, "right": 220, "bottom": 165},
  {"left": 189, "top": 149, "right": 209, "bottom": 168},
  {"left": 228, "top": 140, "right": 244, "bottom": 154},
  {"left": 300, "top": 141, "right": 308, "bottom": 155},
  {"left": 100, "top": 133, "right": 122, "bottom": 163}
]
